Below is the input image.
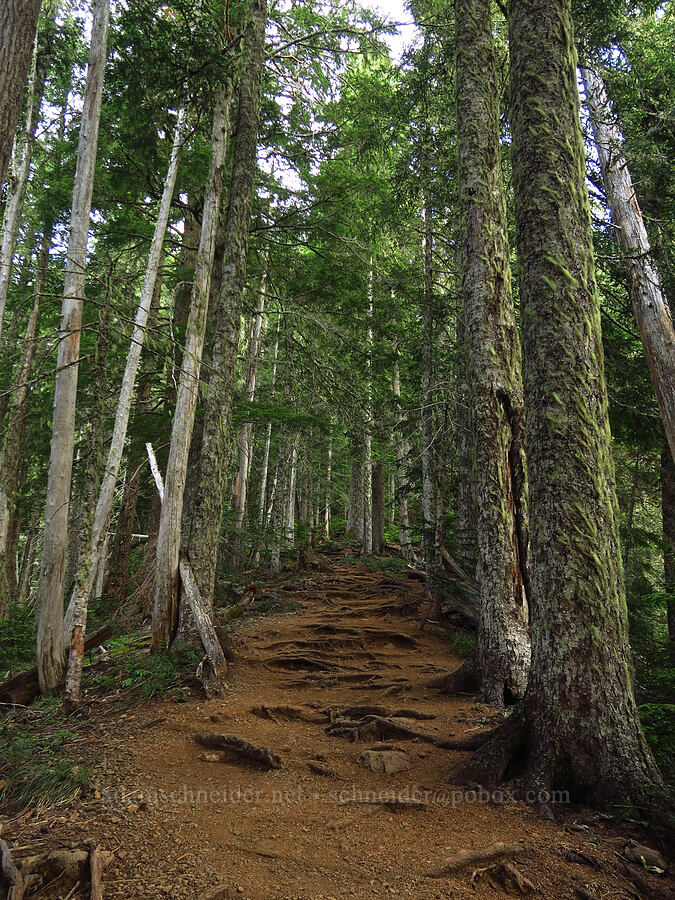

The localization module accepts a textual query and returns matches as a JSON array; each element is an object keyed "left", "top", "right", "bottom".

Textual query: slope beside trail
[{"left": 7, "top": 553, "right": 673, "bottom": 899}]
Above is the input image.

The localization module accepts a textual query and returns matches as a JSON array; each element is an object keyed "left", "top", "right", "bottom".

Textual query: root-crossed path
[{"left": 15, "top": 557, "right": 671, "bottom": 899}]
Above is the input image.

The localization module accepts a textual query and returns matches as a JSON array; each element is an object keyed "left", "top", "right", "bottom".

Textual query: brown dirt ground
[{"left": 3, "top": 553, "right": 673, "bottom": 899}]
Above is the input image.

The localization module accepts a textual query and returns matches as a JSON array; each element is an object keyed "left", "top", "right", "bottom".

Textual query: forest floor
[{"left": 2, "top": 549, "right": 673, "bottom": 899}]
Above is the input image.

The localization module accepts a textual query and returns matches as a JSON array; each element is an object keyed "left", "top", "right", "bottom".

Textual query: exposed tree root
[
  {"left": 195, "top": 733, "right": 281, "bottom": 769},
  {"left": 449, "top": 704, "right": 528, "bottom": 791},
  {"left": 472, "top": 862, "right": 535, "bottom": 894},
  {"left": 428, "top": 655, "right": 478, "bottom": 695},
  {"left": 426, "top": 842, "right": 529, "bottom": 877},
  {"left": 0, "top": 839, "right": 24, "bottom": 900},
  {"left": 326, "top": 713, "right": 438, "bottom": 744}
]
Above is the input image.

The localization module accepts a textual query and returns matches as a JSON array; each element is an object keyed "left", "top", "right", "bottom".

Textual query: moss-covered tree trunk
[
  {"left": 455, "top": 0, "right": 530, "bottom": 706},
  {"left": 454, "top": 0, "right": 663, "bottom": 807},
  {"left": 185, "top": 0, "right": 267, "bottom": 615},
  {"left": 662, "top": 442, "right": 675, "bottom": 643},
  {"left": 0, "top": 0, "right": 42, "bottom": 190}
]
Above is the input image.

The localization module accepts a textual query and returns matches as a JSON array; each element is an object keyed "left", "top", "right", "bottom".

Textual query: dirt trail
[{"left": 7, "top": 556, "right": 673, "bottom": 898}]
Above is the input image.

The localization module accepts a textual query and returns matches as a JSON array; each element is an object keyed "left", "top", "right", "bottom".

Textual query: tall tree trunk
[
  {"left": 185, "top": 0, "right": 268, "bottom": 616},
  {"left": 347, "top": 433, "right": 365, "bottom": 543},
  {"left": 233, "top": 260, "right": 267, "bottom": 532},
  {"left": 455, "top": 0, "right": 663, "bottom": 807},
  {"left": 18, "top": 504, "right": 40, "bottom": 604},
  {"left": 104, "top": 276, "right": 163, "bottom": 604},
  {"left": 36, "top": 0, "right": 109, "bottom": 693},
  {"left": 152, "top": 87, "right": 232, "bottom": 652},
  {"left": 372, "top": 461, "right": 385, "bottom": 555},
  {"left": 662, "top": 442, "right": 675, "bottom": 644},
  {"left": 284, "top": 440, "right": 298, "bottom": 545},
  {"left": 253, "top": 311, "right": 280, "bottom": 565},
  {"left": 62, "top": 117, "right": 184, "bottom": 699},
  {"left": 421, "top": 200, "right": 438, "bottom": 610},
  {"left": 582, "top": 64, "right": 675, "bottom": 464},
  {"left": 0, "top": 242, "right": 43, "bottom": 618},
  {"left": 361, "top": 262, "right": 374, "bottom": 555},
  {"left": 0, "top": 23, "right": 49, "bottom": 341},
  {"left": 392, "top": 363, "right": 413, "bottom": 561},
  {"left": 324, "top": 434, "right": 332, "bottom": 540},
  {"left": 455, "top": 0, "right": 530, "bottom": 706},
  {"left": 454, "top": 299, "right": 477, "bottom": 574},
  {"left": 0, "top": 0, "right": 42, "bottom": 189}
]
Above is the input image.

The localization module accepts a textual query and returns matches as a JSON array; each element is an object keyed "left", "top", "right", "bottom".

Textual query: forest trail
[{"left": 8, "top": 554, "right": 673, "bottom": 899}]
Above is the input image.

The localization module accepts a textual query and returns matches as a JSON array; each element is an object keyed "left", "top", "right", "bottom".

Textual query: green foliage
[
  {"left": 0, "top": 714, "right": 89, "bottom": 812},
  {"left": 0, "top": 604, "right": 35, "bottom": 675},
  {"left": 85, "top": 645, "right": 198, "bottom": 700}
]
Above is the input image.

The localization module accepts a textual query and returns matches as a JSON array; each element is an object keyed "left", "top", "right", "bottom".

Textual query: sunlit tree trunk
[
  {"left": 36, "top": 0, "right": 109, "bottom": 692},
  {"left": 152, "top": 88, "right": 232, "bottom": 651},
  {"left": 0, "top": 0, "right": 42, "bottom": 188},
  {"left": 582, "top": 64, "right": 675, "bottom": 464},
  {"left": 455, "top": 0, "right": 530, "bottom": 706},
  {"left": 63, "top": 114, "right": 185, "bottom": 699},
  {"left": 186, "top": 0, "right": 267, "bottom": 615}
]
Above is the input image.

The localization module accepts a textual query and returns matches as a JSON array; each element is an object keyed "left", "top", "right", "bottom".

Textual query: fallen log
[
  {"left": 194, "top": 733, "right": 281, "bottom": 769},
  {"left": 0, "top": 839, "right": 24, "bottom": 900},
  {"left": 426, "top": 843, "right": 529, "bottom": 877},
  {"left": 0, "top": 625, "right": 114, "bottom": 705}
]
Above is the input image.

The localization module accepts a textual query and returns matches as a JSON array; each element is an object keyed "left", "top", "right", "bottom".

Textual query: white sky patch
[{"left": 360, "top": 0, "right": 419, "bottom": 62}]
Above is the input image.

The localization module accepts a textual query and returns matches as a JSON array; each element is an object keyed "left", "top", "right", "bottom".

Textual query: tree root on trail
[
  {"left": 0, "top": 839, "right": 24, "bottom": 900},
  {"left": 194, "top": 733, "right": 281, "bottom": 769},
  {"left": 471, "top": 861, "right": 535, "bottom": 894},
  {"left": 326, "top": 714, "right": 438, "bottom": 744},
  {"left": 251, "top": 704, "right": 321, "bottom": 723},
  {"left": 428, "top": 656, "right": 479, "bottom": 695},
  {"left": 426, "top": 842, "right": 530, "bottom": 877},
  {"left": 323, "top": 705, "right": 436, "bottom": 722}
]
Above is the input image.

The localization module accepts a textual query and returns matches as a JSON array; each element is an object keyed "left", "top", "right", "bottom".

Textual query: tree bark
[
  {"left": 324, "top": 434, "right": 332, "bottom": 539},
  {"left": 361, "top": 261, "right": 374, "bottom": 555},
  {"left": 0, "top": 239, "right": 43, "bottom": 619},
  {"left": 0, "top": 0, "right": 42, "bottom": 189},
  {"left": 347, "top": 433, "right": 365, "bottom": 543},
  {"left": 662, "top": 441, "right": 675, "bottom": 643},
  {"left": 152, "top": 87, "right": 232, "bottom": 652},
  {"left": 36, "top": 0, "right": 109, "bottom": 693},
  {"left": 581, "top": 64, "right": 675, "bottom": 464},
  {"left": 392, "top": 363, "right": 413, "bottom": 561},
  {"left": 233, "top": 260, "right": 267, "bottom": 532},
  {"left": 455, "top": 0, "right": 530, "bottom": 706},
  {"left": 185, "top": 0, "right": 268, "bottom": 615},
  {"left": 372, "top": 461, "right": 385, "bottom": 556},
  {"left": 63, "top": 113, "right": 185, "bottom": 700},
  {"left": 420, "top": 199, "right": 437, "bottom": 610},
  {"left": 0, "top": 21, "right": 49, "bottom": 342},
  {"left": 455, "top": 0, "right": 664, "bottom": 808}
]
